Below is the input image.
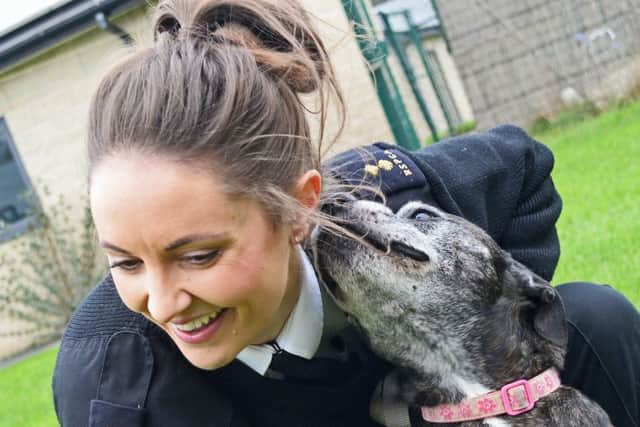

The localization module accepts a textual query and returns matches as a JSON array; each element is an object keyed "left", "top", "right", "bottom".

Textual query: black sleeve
[
  {"left": 326, "top": 125, "right": 562, "bottom": 281},
  {"left": 53, "top": 335, "right": 110, "bottom": 426},
  {"left": 52, "top": 278, "right": 148, "bottom": 426},
  {"left": 52, "top": 276, "right": 242, "bottom": 427}
]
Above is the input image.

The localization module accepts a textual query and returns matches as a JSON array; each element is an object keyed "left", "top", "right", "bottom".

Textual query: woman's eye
[
  {"left": 109, "top": 259, "right": 142, "bottom": 271},
  {"left": 183, "top": 250, "right": 220, "bottom": 266}
]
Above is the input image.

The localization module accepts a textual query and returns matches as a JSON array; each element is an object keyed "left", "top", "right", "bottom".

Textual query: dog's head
[{"left": 314, "top": 200, "right": 567, "bottom": 385}]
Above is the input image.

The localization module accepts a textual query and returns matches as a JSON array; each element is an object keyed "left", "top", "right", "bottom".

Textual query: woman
[{"left": 52, "top": 0, "right": 640, "bottom": 426}]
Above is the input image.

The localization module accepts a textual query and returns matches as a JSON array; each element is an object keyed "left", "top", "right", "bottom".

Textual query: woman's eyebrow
[
  {"left": 163, "top": 233, "right": 229, "bottom": 252},
  {"left": 99, "top": 233, "right": 228, "bottom": 255},
  {"left": 100, "top": 241, "right": 131, "bottom": 254}
]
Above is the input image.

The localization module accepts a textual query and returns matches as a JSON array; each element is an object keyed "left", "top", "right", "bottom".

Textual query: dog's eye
[{"left": 412, "top": 209, "right": 437, "bottom": 221}]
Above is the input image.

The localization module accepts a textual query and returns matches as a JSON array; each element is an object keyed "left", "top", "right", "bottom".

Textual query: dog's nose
[{"left": 390, "top": 240, "right": 431, "bottom": 262}]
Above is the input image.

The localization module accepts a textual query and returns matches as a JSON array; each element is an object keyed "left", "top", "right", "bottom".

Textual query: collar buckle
[{"left": 501, "top": 379, "right": 535, "bottom": 416}]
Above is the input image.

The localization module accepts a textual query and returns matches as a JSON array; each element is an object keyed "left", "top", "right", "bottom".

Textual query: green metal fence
[
  {"left": 341, "top": 0, "right": 421, "bottom": 150},
  {"left": 423, "top": 48, "right": 462, "bottom": 127},
  {"left": 342, "top": 0, "right": 463, "bottom": 147},
  {"left": 379, "top": 8, "right": 463, "bottom": 140}
]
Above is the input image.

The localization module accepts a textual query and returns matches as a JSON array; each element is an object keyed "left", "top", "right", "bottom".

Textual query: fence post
[
  {"left": 403, "top": 10, "right": 455, "bottom": 135},
  {"left": 341, "top": 0, "right": 421, "bottom": 150},
  {"left": 431, "top": 0, "right": 452, "bottom": 53},
  {"left": 379, "top": 11, "right": 440, "bottom": 142}
]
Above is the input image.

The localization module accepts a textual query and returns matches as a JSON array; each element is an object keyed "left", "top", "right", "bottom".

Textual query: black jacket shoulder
[
  {"left": 327, "top": 125, "right": 562, "bottom": 280},
  {"left": 52, "top": 276, "right": 240, "bottom": 427}
]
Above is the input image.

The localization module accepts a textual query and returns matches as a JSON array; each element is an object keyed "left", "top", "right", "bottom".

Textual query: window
[
  {"left": 0, "top": 117, "right": 38, "bottom": 243},
  {"left": 373, "top": 0, "right": 439, "bottom": 32}
]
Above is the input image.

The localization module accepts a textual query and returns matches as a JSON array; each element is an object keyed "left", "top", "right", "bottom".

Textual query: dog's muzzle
[{"left": 340, "top": 221, "right": 431, "bottom": 262}]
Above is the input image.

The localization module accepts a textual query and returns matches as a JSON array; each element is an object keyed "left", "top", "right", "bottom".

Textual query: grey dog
[{"left": 314, "top": 199, "right": 611, "bottom": 426}]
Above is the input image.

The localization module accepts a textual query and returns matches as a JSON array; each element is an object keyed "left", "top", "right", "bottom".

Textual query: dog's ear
[{"left": 504, "top": 254, "right": 568, "bottom": 348}]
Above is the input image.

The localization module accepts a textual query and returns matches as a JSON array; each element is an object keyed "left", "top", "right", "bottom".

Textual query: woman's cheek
[
  {"left": 112, "top": 274, "right": 147, "bottom": 313},
  {"left": 231, "top": 258, "right": 284, "bottom": 308},
  {"left": 207, "top": 257, "right": 265, "bottom": 302}
]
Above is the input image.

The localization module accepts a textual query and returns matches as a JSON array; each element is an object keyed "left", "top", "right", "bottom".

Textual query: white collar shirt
[{"left": 235, "top": 244, "right": 324, "bottom": 375}]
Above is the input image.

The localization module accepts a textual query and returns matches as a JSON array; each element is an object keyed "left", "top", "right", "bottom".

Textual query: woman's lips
[{"left": 171, "top": 308, "right": 228, "bottom": 344}]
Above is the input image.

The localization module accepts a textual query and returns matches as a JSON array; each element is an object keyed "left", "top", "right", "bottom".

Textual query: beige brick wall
[{"left": 436, "top": 0, "right": 640, "bottom": 128}]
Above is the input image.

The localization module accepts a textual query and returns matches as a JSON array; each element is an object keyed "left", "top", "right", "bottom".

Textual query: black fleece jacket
[{"left": 327, "top": 124, "right": 561, "bottom": 281}]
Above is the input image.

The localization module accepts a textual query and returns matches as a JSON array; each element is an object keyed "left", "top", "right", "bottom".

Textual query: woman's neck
[{"left": 253, "top": 244, "right": 303, "bottom": 345}]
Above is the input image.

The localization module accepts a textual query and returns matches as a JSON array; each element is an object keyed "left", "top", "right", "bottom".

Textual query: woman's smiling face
[{"left": 90, "top": 153, "right": 302, "bottom": 370}]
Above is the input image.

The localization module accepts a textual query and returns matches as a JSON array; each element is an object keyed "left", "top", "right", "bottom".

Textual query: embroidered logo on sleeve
[
  {"left": 328, "top": 144, "right": 426, "bottom": 198},
  {"left": 364, "top": 151, "right": 414, "bottom": 177},
  {"left": 382, "top": 150, "right": 414, "bottom": 176},
  {"left": 364, "top": 159, "right": 394, "bottom": 176}
]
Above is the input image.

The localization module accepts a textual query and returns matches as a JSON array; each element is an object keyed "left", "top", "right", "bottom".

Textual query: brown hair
[{"left": 87, "top": 0, "right": 349, "bottom": 228}]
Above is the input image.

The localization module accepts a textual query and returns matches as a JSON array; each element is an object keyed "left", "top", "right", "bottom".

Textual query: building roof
[
  {"left": 0, "top": 0, "right": 144, "bottom": 71},
  {"left": 0, "top": 0, "right": 71, "bottom": 37}
]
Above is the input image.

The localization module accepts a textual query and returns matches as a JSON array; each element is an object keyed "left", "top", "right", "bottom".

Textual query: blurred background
[{"left": 0, "top": 0, "right": 638, "bottom": 425}]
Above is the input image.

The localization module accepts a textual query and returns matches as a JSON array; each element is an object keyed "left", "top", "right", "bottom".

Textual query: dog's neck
[
  {"left": 388, "top": 344, "right": 489, "bottom": 406},
  {"left": 381, "top": 301, "right": 564, "bottom": 408},
  {"left": 394, "top": 350, "right": 555, "bottom": 409}
]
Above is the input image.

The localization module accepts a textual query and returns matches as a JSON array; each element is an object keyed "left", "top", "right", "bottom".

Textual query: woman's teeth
[{"left": 172, "top": 310, "right": 223, "bottom": 332}]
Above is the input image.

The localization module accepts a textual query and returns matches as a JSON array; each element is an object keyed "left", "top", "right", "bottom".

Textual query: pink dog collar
[{"left": 421, "top": 368, "right": 561, "bottom": 423}]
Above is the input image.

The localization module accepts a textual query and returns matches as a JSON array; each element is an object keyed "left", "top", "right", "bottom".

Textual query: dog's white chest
[
  {"left": 483, "top": 418, "right": 510, "bottom": 427},
  {"left": 450, "top": 376, "right": 511, "bottom": 427}
]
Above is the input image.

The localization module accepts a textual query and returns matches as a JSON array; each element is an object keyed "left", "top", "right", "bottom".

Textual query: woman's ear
[
  {"left": 292, "top": 169, "right": 322, "bottom": 240},
  {"left": 294, "top": 169, "right": 322, "bottom": 210}
]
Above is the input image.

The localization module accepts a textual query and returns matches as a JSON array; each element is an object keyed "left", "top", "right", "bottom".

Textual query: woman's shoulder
[
  {"left": 53, "top": 276, "right": 240, "bottom": 426},
  {"left": 53, "top": 275, "right": 157, "bottom": 425},
  {"left": 62, "top": 274, "right": 151, "bottom": 341}
]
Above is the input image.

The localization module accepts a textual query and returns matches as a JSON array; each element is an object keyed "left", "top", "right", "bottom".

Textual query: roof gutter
[
  {"left": 0, "top": 0, "right": 144, "bottom": 71},
  {"left": 94, "top": 11, "right": 134, "bottom": 46}
]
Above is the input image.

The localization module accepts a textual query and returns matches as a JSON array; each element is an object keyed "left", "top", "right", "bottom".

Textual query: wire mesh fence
[{"left": 435, "top": 0, "right": 640, "bottom": 129}]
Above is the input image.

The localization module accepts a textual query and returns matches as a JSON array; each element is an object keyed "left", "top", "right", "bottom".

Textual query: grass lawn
[
  {"left": 536, "top": 100, "right": 640, "bottom": 307},
  {"left": 1, "top": 99, "right": 639, "bottom": 426},
  {"left": 0, "top": 346, "right": 58, "bottom": 427}
]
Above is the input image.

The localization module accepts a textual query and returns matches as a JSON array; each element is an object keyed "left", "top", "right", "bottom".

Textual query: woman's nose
[{"left": 144, "top": 272, "right": 192, "bottom": 324}]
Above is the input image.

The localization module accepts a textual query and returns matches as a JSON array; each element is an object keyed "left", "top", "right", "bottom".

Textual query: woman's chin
[{"left": 181, "top": 345, "right": 237, "bottom": 371}]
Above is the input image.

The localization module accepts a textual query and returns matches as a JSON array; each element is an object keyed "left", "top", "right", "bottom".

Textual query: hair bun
[{"left": 152, "top": 0, "right": 328, "bottom": 93}]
